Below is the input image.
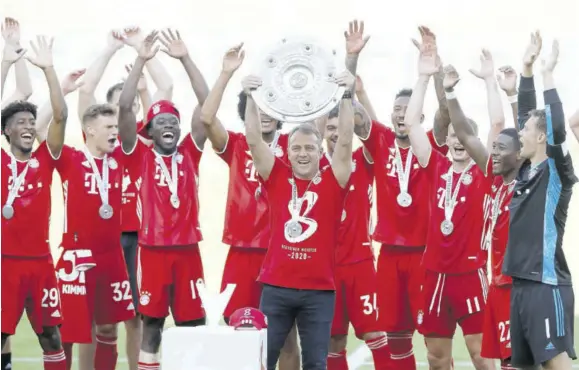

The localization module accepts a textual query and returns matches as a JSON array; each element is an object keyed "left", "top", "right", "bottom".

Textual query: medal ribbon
[
  {"left": 82, "top": 147, "right": 110, "bottom": 206},
  {"left": 269, "top": 131, "right": 280, "bottom": 153},
  {"left": 153, "top": 150, "right": 179, "bottom": 200},
  {"left": 5, "top": 155, "right": 31, "bottom": 208},
  {"left": 289, "top": 174, "right": 318, "bottom": 221},
  {"left": 483, "top": 183, "right": 508, "bottom": 248},
  {"left": 394, "top": 144, "right": 413, "bottom": 195},
  {"left": 443, "top": 161, "right": 475, "bottom": 223}
]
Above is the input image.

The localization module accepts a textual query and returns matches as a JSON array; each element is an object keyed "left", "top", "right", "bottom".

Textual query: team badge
[
  {"left": 29, "top": 158, "right": 39, "bottom": 169},
  {"left": 417, "top": 310, "right": 424, "bottom": 325},
  {"left": 140, "top": 291, "right": 151, "bottom": 306},
  {"left": 312, "top": 174, "right": 321, "bottom": 185},
  {"left": 108, "top": 158, "right": 118, "bottom": 170},
  {"left": 462, "top": 173, "right": 472, "bottom": 185},
  {"left": 273, "top": 146, "right": 284, "bottom": 158},
  {"left": 176, "top": 153, "right": 184, "bottom": 164}
]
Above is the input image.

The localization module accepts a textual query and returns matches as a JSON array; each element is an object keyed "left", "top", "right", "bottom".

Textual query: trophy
[{"left": 252, "top": 37, "right": 345, "bottom": 123}]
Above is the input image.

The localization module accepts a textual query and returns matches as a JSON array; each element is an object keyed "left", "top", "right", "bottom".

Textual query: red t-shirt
[
  {"left": 125, "top": 134, "right": 203, "bottom": 247},
  {"left": 360, "top": 121, "right": 448, "bottom": 247},
  {"left": 120, "top": 167, "right": 140, "bottom": 232},
  {"left": 423, "top": 151, "right": 493, "bottom": 274},
  {"left": 258, "top": 158, "right": 347, "bottom": 290},
  {"left": 56, "top": 145, "right": 125, "bottom": 254},
  {"left": 217, "top": 131, "right": 288, "bottom": 249},
  {"left": 336, "top": 148, "right": 375, "bottom": 265},
  {"left": 1, "top": 143, "right": 56, "bottom": 258},
  {"left": 482, "top": 161, "right": 515, "bottom": 286}
]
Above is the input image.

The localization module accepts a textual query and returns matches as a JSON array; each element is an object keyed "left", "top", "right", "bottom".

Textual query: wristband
[
  {"left": 507, "top": 95, "right": 518, "bottom": 104},
  {"left": 342, "top": 90, "right": 353, "bottom": 99},
  {"left": 445, "top": 90, "right": 457, "bottom": 100}
]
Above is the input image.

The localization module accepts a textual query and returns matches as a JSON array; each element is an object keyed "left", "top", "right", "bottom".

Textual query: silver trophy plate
[{"left": 252, "top": 37, "right": 345, "bottom": 123}]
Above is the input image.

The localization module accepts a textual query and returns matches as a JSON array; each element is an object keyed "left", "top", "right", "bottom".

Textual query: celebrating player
[
  {"left": 503, "top": 39, "right": 577, "bottom": 369},
  {"left": 117, "top": 30, "right": 209, "bottom": 370},
  {"left": 1, "top": 35, "right": 68, "bottom": 370},
  {"left": 444, "top": 51, "right": 522, "bottom": 369},
  {"left": 406, "top": 30, "right": 495, "bottom": 370}
]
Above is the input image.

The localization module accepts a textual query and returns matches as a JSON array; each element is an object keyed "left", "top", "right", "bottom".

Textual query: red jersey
[
  {"left": 217, "top": 131, "right": 288, "bottom": 249},
  {"left": 481, "top": 160, "right": 515, "bottom": 286},
  {"left": 423, "top": 151, "right": 492, "bottom": 274},
  {"left": 335, "top": 148, "right": 375, "bottom": 265},
  {"left": 360, "top": 121, "right": 448, "bottom": 247},
  {"left": 56, "top": 145, "right": 125, "bottom": 254},
  {"left": 120, "top": 167, "right": 140, "bottom": 232},
  {"left": 1, "top": 143, "right": 56, "bottom": 258},
  {"left": 258, "top": 158, "right": 347, "bottom": 290},
  {"left": 126, "top": 134, "right": 203, "bottom": 247}
]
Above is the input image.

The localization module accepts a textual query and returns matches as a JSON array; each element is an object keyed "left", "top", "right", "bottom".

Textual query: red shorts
[
  {"left": 481, "top": 284, "right": 512, "bottom": 360},
  {"left": 137, "top": 245, "right": 205, "bottom": 323},
  {"left": 332, "top": 258, "right": 379, "bottom": 338},
  {"left": 418, "top": 268, "right": 488, "bottom": 338},
  {"left": 1, "top": 256, "right": 62, "bottom": 335},
  {"left": 377, "top": 246, "right": 425, "bottom": 332},
  {"left": 56, "top": 248, "right": 135, "bottom": 344},
  {"left": 221, "top": 247, "right": 267, "bottom": 319}
]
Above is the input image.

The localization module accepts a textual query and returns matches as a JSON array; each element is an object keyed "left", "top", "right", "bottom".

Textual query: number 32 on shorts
[{"left": 111, "top": 281, "right": 132, "bottom": 302}]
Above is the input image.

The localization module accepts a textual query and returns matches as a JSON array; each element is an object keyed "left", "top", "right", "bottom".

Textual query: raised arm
[
  {"left": 432, "top": 61, "right": 451, "bottom": 145},
  {"left": 124, "top": 63, "right": 152, "bottom": 119},
  {"left": 1, "top": 18, "right": 32, "bottom": 106},
  {"left": 26, "top": 36, "right": 68, "bottom": 157},
  {"left": 200, "top": 44, "right": 244, "bottom": 152},
  {"left": 332, "top": 71, "right": 356, "bottom": 188},
  {"left": 406, "top": 26, "right": 440, "bottom": 167},
  {"left": 159, "top": 29, "right": 210, "bottom": 149},
  {"left": 541, "top": 40, "right": 565, "bottom": 146},
  {"left": 444, "top": 65, "right": 488, "bottom": 171},
  {"left": 518, "top": 31, "right": 541, "bottom": 130},
  {"left": 118, "top": 31, "right": 159, "bottom": 153},
  {"left": 36, "top": 69, "right": 85, "bottom": 143},
  {"left": 570, "top": 109, "right": 579, "bottom": 144},
  {"left": 123, "top": 27, "right": 173, "bottom": 102},
  {"left": 469, "top": 49, "right": 506, "bottom": 151},
  {"left": 78, "top": 30, "right": 124, "bottom": 119},
  {"left": 497, "top": 66, "right": 518, "bottom": 128},
  {"left": 354, "top": 75, "right": 377, "bottom": 121}
]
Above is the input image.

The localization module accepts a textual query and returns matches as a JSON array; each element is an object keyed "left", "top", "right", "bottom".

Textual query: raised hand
[
  {"left": 541, "top": 39, "right": 559, "bottom": 74},
  {"left": 469, "top": 49, "right": 495, "bottom": 80},
  {"left": 442, "top": 65, "right": 460, "bottom": 91},
  {"left": 344, "top": 20, "right": 370, "bottom": 55},
  {"left": 496, "top": 66, "right": 517, "bottom": 94},
  {"left": 222, "top": 43, "right": 245, "bottom": 73},
  {"left": 107, "top": 30, "right": 125, "bottom": 51},
  {"left": 123, "top": 26, "right": 145, "bottom": 49},
  {"left": 522, "top": 30, "right": 542, "bottom": 67},
  {"left": 26, "top": 35, "right": 54, "bottom": 69},
  {"left": 412, "top": 26, "right": 440, "bottom": 76},
  {"left": 335, "top": 70, "right": 356, "bottom": 91},
  {"left": 125, "top": 64, "right": 147, "bottom": 91},
  {"left": 241, "top": 75, "right": 262, "bottom": 95},
  {"left": 61, "top": 68, "right": 86, "bottom": 95},
  {"left": 158, "top": 29, "right": 188, "bottom": 59},
  {"left": 2, "top": 17, "right": 26, "bottom": 63},
  {"left": 136, "top": 30, "right": 159, "bottom": 61}
]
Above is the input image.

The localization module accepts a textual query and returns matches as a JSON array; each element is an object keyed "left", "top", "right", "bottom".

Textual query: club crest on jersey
[
  {"left": 462, "top": 172, "right": 472, "bottom": 185},
  {"left": 176, "top": 153, "right": 184, "bottom": 164},
  {"left": 417, "top": 310, "right": 424, "bottom": 325},
  {"left": 351, "top": 159, "right": 357, "bottom": 172},
  {"left": 313, "top": 174, "right": 322, "bottom": 185},
  {"left": 108, "top": 157, "right": 118, "bottom": 170},
  {"left": 140, "top": 291, "right": 151, "bottom": 306},
  {"left": 273, "top": 145, "right": 284, "bottom": 158},
  {"left": 29, "top": 158, "right": 39, "bottom": 169}
]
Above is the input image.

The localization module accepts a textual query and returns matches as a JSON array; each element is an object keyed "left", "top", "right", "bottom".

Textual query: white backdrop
[{"left": 2, "top": 0, "right": 579, "bottom": 312}]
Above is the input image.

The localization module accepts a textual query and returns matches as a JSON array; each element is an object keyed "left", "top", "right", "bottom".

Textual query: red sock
[
  {"left": 500, "top": 360, "right": 516, "bottom": 370},
  {"left": 62, "top": 343, "right": 73, "bottom": 370},
  {"left": 389, "top": 336, "right": 416, "bottom": 370},
  {"left": 138, "top": 362, "right": 161, "bottom": 370},
  {"left": 43, "top": 349, "right": 66, "bottom": 370},
  {"left": 366, "top": 335, "right": 393, "bottom": 370},
  {"left": 327, "top": 349, "right": 349, "bottom": 370},
  {"left": 94, "top": 335, "right": 118, "bottom": 370}
]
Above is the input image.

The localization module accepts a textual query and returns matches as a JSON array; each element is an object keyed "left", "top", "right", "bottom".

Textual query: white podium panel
[{"left": 162, "top": 325, "right": 267, "bottom": 370}]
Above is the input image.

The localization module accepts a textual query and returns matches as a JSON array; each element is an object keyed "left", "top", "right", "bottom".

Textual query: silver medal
[
  {"left": 441, "top": 220, "right": 454, "bottom": 236},
  {"left": 170, "top": 194, "right": 180, "bottom": 209},
  {"left": 286, "top": 221, "right": 303, "bottom": 238},
  {"left": 99, "top": 204, "right": 114, "bottom": 219},
  {"left": 396, "top": 192, "right": 413, "bottom": 207},
  {"left": 2, "top": 205, "right": 15, "bottom": 219}
]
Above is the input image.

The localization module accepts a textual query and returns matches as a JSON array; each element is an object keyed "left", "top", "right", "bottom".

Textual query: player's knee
[
  {"left": 1, "top": 334, "right": 9, "bottom": 352},
  {"left": 329, "top": 335, "right": 347, "bottom": 353},
  {"left": 141, "top": 316, "right": 164, "bottom": 353},
  {"left": 38, "top": 326, "right": 63, "bottom": 351},
  {"left": 95, "top": 323, "right": 118, "bottom": 338},
  {"left": 124, "top": 315, "right": 142, "bottom": 332},
  {"left": 426, "top": 351, "right": 452, "bottom": 370}
]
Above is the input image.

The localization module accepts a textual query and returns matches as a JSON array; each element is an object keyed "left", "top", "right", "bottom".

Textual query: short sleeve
[
  {"left": 427, "top": 129, "right": 449, "bottom": 155},
  {"left": 179, "top": 133, "right": 204, "bottom": 166},
  {"left": 259, "top": 157, "right": 290, "bottom": 192},
  {"left": 359, "top": 121, "right": 394, "bottom": 158},
  {"left": 121, "top": 139, "right": 148, "bottom": 173},
  {"left": 425, "top": 148, "right": 450, "bottom": 180},
  {"left": 216, "top": 131, "right": 242, "bottom": 165},
  {"left": 34, "top": 141, "right": 58, "bottom": 170},
  {"left": 54, "top": 145, "right": 76, "bottom": 177}
]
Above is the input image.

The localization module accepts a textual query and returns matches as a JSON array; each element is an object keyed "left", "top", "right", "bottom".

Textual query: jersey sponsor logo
[{"left": 6, "top": 174, "right": 43, "bottom": 197}]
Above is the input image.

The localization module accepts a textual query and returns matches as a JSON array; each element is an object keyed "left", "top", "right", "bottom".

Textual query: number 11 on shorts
[{"left": 190, "top": 278, "right": 204, "bottom": 299}]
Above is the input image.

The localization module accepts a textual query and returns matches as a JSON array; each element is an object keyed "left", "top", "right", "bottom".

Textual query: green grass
[{"left": 9, "top": 317, "right": 579, "bottom": 369}]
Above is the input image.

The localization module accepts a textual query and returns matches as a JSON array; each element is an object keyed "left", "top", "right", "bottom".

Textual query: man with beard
[
  {"left": 1, "top": 35, "right": 68, "bottom": 370},
  {"left": 405, "top": 30, "right": 495, "bottom": 370},
  {"left": 118, "top": 31, "right": 210, "bottom": 370},
  {"left": 442, "top": 50, "right": 522, "bottom": 370},
  {"left": 351, "top": 25, "right": 450, "bottom": 369},
  {"left": 199, "top": 44, "right": 301, "bottom": 369},
  {"left": 503, "top": 39, "right": 577, "bottom": 370}
]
